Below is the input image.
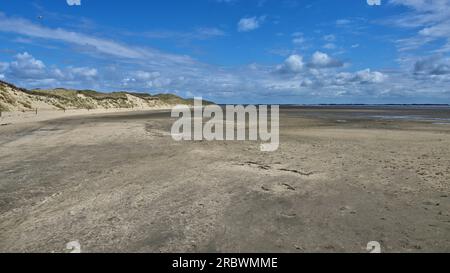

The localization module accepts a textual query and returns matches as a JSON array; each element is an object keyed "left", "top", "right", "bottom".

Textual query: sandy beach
[
  {"left": 0, "top": 107, "right": 174, "bottom": 126},
  {"left": 0, "top": 107, "right": 449, "bottom": 252}
]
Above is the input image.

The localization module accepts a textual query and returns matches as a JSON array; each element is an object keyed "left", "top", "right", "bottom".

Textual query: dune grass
[{"left": 1, "top": 80, "right": 212, "bottom": 112}]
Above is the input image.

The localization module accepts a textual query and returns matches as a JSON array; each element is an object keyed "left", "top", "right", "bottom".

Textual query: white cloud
[
  {"left": 336, "top": 69, "right": 387, "bottom": 84},
  {"left": 291, "top": 32, "right": 310, "bottom": 48},
  {"left": 9, "top": 52, "right": 46, "bottom": 78},
  {"left": 388, "top": 0, "right": 450, "bottom": 52},
  {"left": 195, "top": 27, "right": 226, "bottom": 38},
  {"left": 311, "top": 52, "right": 332, "bottom": 66},
  {"left": 276, "top": 55, "right": 304, "bottom": 74},
  {"left": 133, "top": 71, "right": 161, "bottom": 80},
  {"left": 276, "top": 52, "right": 344, "bottom": 74},
  {"left": 1, "top": 52, "right": 100, "bottom": 85},
  {"left": 414, "top": 55, "right": 450, "bottom": 75},
  {"left": 336, "top": 19, "right": 351, "bottom": 25},
  {"left": 354, "top": 69, "right": 387, "bottom": 83},
  {"left": 237, "top": 16, "right": 265, "bottom": 32},
  {"left": 11, "top": 52, "right": 45, "bottom": 70},
  {"left": 67, "top": 0, "right": 81, "bottom": 6},
  {"left": 52, "top": 68, "right": 64, "bottom": 79},
  {"left": 142, "top": 27, "right": 225, "bottom": 40},
  {"left": 68, "top": 67, "right": 98, "bottom": 79},
  {"left": 292, "top": 37, "right": 306, "bottom": 45},
  {"left": 0, "top": 13, "right": 193, "bottom": 64},
  {"left": 121, "top": 70, "right": 173, "bottom": 89},
  {"left": 323, "top": 43, "right": 337, "bottom": 49},
  {"left": 309, "top": 51, "right": 343, "bottom": 68},
  {"left": 323, "top": 34, "right": 336, "bottom": 42},
  {"left": 1, "top": 50, "right": 443, "bottom": 103}
]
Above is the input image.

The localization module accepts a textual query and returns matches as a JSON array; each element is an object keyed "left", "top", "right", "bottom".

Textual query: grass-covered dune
[{"left": 0, "top": 80, "right": 212, "bottom": 112}]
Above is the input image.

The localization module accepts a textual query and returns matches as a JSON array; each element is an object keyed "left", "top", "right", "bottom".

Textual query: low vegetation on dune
[
  {"left": 154, "top": 93, "right": 214, "bottom": 106},
  {"left": 0, "top": 80, "right": 208, "bottom": 112},
  {"left": 0, "top": 102, "right": 9, "bottom": 112}
]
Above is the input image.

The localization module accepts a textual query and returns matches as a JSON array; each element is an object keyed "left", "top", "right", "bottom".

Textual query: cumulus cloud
[
  {"left": 336, "top": 69, "right": 387, "bottom": 84},
  {"left": 276, "top": 55, "right": 304, "bottom": 74},
  {"left": 11, "top": 52, "right": 45, "bottom": 70},
  {"left": 0, "top": 50, "right": 439, "bottom": 103},
  {"left": 354, "top": 69, "right": 387, "bottom": 83},
  {"left": 1, "top": 52, "right": 99, "bottom": 86},
  {"left": 276, "top": 52, "right": 344, "bottom": 74},
  {"left": 66, "top": 0, "right": 81, "bottom": 6},
  {"left": 9, "top": 52, "right": 46, "bottom": 78},
  {"left": 414, "top": 55, "right": 450, "bottom": 75},
  {"left": 309, "top": 51, "right": 343, "bottom": 68},
  {"left": 237, "top": 16, "right": 265, "bottom": 32}
]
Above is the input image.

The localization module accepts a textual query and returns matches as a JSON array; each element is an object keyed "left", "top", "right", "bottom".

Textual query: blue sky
[{"left": 0, "top": 0, "right": 449, "bottom": 104}]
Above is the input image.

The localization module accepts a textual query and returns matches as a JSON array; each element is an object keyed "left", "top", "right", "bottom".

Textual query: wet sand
[{"left": 0, "top": 107, "right": 449, "bottom": 252}]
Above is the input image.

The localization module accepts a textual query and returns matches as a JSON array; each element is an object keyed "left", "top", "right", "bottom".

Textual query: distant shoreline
[{"left": 216, "top": 104, "right": 450, "bottom": 107}]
